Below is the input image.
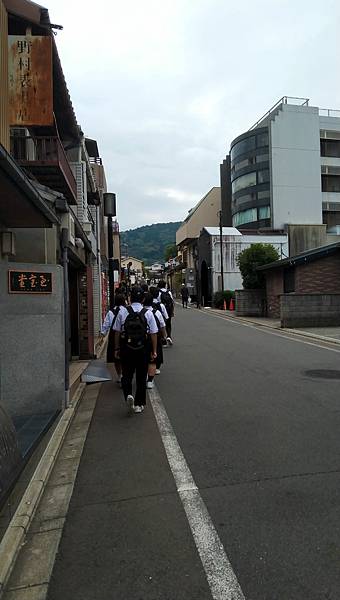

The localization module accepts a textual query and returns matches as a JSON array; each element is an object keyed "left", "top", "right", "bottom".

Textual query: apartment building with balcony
[{"left": 221, "top": 97, "right": 340, "bottom": 253}]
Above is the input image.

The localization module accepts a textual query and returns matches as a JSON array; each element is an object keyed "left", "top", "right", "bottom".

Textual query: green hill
[{"left": 121, "top": 222, "right": 181, "bottom": 265}]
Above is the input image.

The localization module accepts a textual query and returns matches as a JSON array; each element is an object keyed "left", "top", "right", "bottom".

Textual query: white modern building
[
  {"left": 223, "top": 97, "right": 340, "bottom": 237},
  {"left": 198, "top": 227, "right": 288, "bottom": 301}
]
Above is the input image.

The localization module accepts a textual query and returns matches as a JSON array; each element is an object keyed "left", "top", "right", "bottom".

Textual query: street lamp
[{"left": 104, "top": 193, "right": 116, "bottom": 310}]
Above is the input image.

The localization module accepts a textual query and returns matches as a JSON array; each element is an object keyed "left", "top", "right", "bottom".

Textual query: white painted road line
[{"left": 149, "top": 385, "right": 245, "bottom": 600}]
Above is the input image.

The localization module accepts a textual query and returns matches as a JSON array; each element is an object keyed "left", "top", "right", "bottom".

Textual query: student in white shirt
[
  {"left": 113, "top": 287, "right": 157, "bottom": 414},
  {"left": 100, "top": 294, "right": 126, "bottom": 383},
  {"left": 143, "top": 292, "right": 167, "bottom": 389},
  {"left": 157, "top": 280, "right": 174, "bottom": 344}
]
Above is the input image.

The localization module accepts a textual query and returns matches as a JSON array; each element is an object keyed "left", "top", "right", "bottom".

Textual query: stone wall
[
  {"left": 0, "top": 262, "right": 64, "bottom": 418},
  {"left": 281, "top": 293, "right": 340, "bottom": 327},
  {"left": 235, "top": 289, "right": 266, "bottom": 317}
]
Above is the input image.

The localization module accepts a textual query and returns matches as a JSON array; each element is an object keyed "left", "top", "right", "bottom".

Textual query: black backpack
[
  {"left": 160, "top": 291, "right": 174, "bottom": 317},
  {"left": 121, "top": 306, "right": 148, "bottom": 350}
]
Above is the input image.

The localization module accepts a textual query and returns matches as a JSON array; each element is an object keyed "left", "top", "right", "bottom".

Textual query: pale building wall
[
  {"left": 176, "top": 187, "right": 220, "bottom": 245},
  {"left": 211, "top": 233, "right": 288, "bottom": 293},
  {"left": 121, "top": 257, "right": 143, "bottom": 273},
  {"left": 270, "top": 105, "right": 322, "bottom": 229}
]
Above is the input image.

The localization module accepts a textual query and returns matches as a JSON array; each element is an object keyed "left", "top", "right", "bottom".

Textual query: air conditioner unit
[
  {"left": 61, "top": 213, "right": 76, "bottom": 245},
  {"left": 11, "top": 127, "right": 36, "bottom": 160}
]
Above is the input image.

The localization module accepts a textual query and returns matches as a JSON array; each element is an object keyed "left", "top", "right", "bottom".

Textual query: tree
[
  {"left": 237, "top": 243, "right": 279, "bottom": 289},
  {"left": 164, "top": 243, "right": 177, "bottom": 261}
]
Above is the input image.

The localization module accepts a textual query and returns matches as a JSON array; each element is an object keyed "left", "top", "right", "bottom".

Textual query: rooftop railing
[
  {"left": 319, "top": 108, "right": 340, "bottom": 118},
  {"left": 248, "top": 96, "right": 309, "bottom": 131}
]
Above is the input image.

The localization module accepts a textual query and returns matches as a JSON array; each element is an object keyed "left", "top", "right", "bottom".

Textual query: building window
[
  {"left": 258, "top": 205, "right": 271, "bottom": 220},
  {"left": 257, "top": 132, "right": 269, "bottom": 148},
  {"left": 322, "top": 175, "right": 340, "bottom": 192},
  {"left": 257, "top": 169, "right": 270, "bottom": 184},
  {"left": 258, "top": 190, "right": 270, "bottom": 200},
  {"left": 231, "top": 136, "right": 256, "bottom": 161},
  {"left": 233, "top": 158, "right": 250, "bottom": 172},
  {"left": 255, "top": 153, "right": 269, "bottom": 163},
  {"left": 320, "top": 139, "right": 340, "bottom": 158},
  {"left": 232, "top": 208, "right": 257, "bottom": 226},
  {"left": 232, "top": 171, "right": 257, "bottom": 194}
]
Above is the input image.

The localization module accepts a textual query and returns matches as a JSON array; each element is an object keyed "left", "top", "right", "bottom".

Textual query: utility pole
[
  {"left": 219, "top": 210, "right": 224, "bottom": 292},
  {"left": 104, "top": 193, "right": 116, "bottom": 310}
]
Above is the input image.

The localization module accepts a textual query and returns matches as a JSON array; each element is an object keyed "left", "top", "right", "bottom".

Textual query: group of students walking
[{"left": 100, "top": 281, "right": 174, "bottom": 414}]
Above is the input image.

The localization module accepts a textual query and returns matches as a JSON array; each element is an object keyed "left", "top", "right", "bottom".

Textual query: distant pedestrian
[
  {"left": 157, "top": 280, "right": 174, "bottom": 344},
  {"left": 113, "top": 286, "right": 158, "bottom": 414},
  {"left": 180, "top": 283, "right": 189, "bottom": 308},
  {"left": 100, "top": 293, "right": 126, "bottom": 384}
]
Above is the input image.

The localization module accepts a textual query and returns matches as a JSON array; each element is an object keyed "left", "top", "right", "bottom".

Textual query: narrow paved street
[{"left": 47, "top": 306, "right": 340, "bottom": 600}]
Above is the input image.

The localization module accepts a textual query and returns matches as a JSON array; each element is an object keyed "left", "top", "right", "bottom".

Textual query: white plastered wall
[{"left": 270, "top": 104, "right": 322, "bottom": 229}]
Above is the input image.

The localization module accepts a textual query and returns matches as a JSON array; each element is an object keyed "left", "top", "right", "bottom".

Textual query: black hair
[
  {"left": 141, "top": 283, "right": 149, "bottom": 292},
  {"left": 149, "top": 286, "right": 159, "bottom": 299},
  {"left": 143, "top": 292, "right": 153, "bottom": 306},
  {"left": 130, "top": 286, "right": 145, "bottom": 303},
  {"left": 114, "top": 293, "right": 126, "bottom": 307},
  {"left": 158, "top": 280, "right": 166, "bottom": 288}
]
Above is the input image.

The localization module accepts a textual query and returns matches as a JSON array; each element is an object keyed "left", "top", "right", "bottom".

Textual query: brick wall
[
  {"left": 265, "top": 269, "right": 284, "bottom": 318},
  {"left": 295, "top": 253, "right": 340, "bottom": 293}
]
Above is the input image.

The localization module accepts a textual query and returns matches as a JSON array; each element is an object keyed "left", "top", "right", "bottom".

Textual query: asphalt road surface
[{"left": 48, "top": 306, "right": 340, "bottom": 600}]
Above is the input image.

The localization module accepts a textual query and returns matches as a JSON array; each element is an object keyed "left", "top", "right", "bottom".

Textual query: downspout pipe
[{"left": 61, "top": 228, "right": 70, "bottom": 408}]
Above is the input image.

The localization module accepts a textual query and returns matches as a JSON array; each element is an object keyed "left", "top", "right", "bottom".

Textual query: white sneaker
[
  {"left": 146, "top": 380, "right": 154, "bottom": 389},
  {"left": 133, "top": 405, "right": 143, "bottom": 414},
  {"left": 127, "top": 395, "right": 134, "bottom": 412},
  {"left": 155, "top": 369, "right": 161, "bottom": 375},
  {"left": 167, "top": 337, "right": 173, "bottom": 345}
]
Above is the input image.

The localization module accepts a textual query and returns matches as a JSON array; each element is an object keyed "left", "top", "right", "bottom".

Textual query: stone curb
[
  {"left": 0, "top": 382, "right": 86, "bottom": 596},
  {"left": 202, "top": 307, "right": 340, "bottom": 346}
]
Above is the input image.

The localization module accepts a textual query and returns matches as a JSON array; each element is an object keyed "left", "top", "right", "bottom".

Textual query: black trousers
[
  {"left": 166, "top": 317, "right": 172, "bottom": 338},
  {"left": 121, "top": 348, "right": 148, "bottom": 406},
  {"left": 182, "top": 297, "right": 188, "bottom": 308},
  {"left": 156, "top": 338, "right": 164, "bottom": 369}
]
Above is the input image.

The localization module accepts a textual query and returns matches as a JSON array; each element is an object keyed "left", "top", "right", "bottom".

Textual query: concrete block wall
[
  {"left": 235, "top": 289, "right": 266, "bottom": 316},
  {"left": 281, "top": 293, "right": 340, "bottom": 327},
  {"left": 0, "top": 263, "right": 65, "bottom": 418}
]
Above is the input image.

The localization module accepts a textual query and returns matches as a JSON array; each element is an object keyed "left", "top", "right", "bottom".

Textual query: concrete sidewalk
[
  {"left": 202, "top": 307, "right": 340, "bottom": 344},
  {"left": 3, "top": 378, "right": 211, "bottom": 600}
]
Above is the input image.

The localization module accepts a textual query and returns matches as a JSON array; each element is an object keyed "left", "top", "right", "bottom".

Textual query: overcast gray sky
[{"left": 47, "top": 0, "right": 339, "bottom": 230}]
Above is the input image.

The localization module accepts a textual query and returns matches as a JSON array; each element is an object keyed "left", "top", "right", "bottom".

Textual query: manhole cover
[{"left": 304, "top": 369, "right": 340, "bottom": 380}]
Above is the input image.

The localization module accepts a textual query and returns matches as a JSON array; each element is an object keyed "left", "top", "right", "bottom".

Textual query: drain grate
[{"left": 304, "top": 369, "right": 340, "bottom": 380}]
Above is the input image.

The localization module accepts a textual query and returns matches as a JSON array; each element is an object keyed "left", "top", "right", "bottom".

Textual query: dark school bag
[
  {"left": 121, "top": 306, "right": 148, "bottom": 350},
  {"left": 160, "top": 291, "right": 174, "bottom": 317}
]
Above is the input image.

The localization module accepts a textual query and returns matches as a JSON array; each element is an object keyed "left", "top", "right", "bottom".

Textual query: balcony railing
[{"left": 10, "top": 134, "right": 77, "bottom": 203}]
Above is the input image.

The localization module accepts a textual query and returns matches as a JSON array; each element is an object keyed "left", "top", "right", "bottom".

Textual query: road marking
[
  {"left": 198, "top": 310, "right": 340, "bottom": 354},
  {"left": 148, "top": 385, "right": 245, "bottom": 600}
]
